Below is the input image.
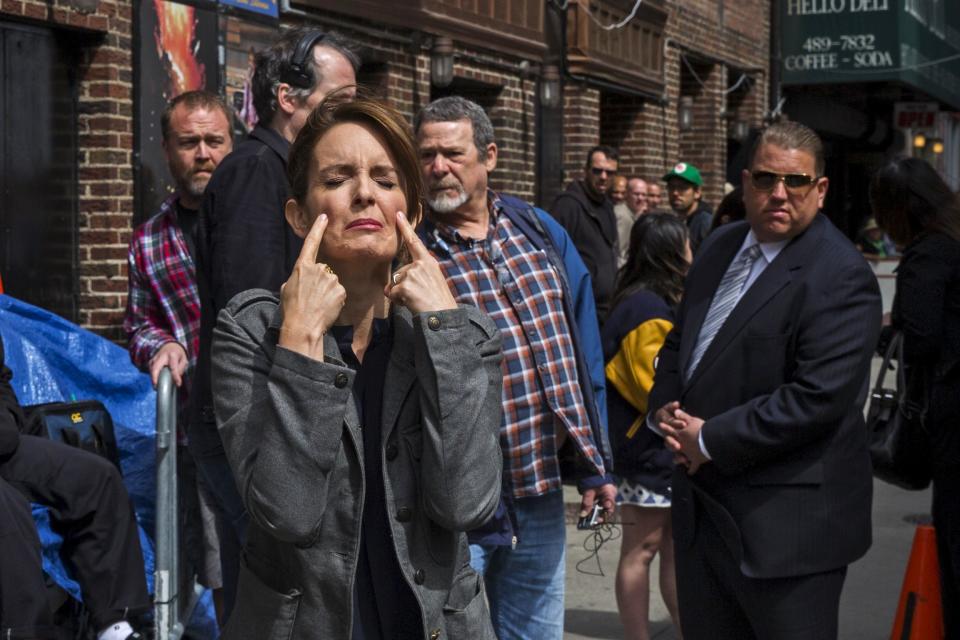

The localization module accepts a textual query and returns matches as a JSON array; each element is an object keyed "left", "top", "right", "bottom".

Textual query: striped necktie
[{"left": 686, "top": 243, "right": 764, "bottom": 381}]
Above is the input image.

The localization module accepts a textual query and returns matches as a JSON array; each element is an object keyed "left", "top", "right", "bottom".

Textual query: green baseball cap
[{"left": 662, "top": 162, "right": 703, "bottom": 187}]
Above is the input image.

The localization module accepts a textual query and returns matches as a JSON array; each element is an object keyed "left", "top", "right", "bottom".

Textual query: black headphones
[{"left": 281, "top": 30, "right": 326, "bottom": 89}]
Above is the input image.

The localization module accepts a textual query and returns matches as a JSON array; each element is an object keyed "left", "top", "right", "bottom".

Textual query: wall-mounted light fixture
[
  {"left": 679, "top": 96, "right": 694, "bottom": 132},
  {"left": 913, "top": 133, "right": 927, "bottom": 149},
  {"left": 540, "top": 64, "right": 561, "bottom": 109},
  {"left": 731, "top": 119, "right": 750, "bottom": 142},
  {"left": 431, "top": 37, "right": 454, "bottom": 88},
  {"left": 932, "top": 138, "right": 944, "bottom": 154}
]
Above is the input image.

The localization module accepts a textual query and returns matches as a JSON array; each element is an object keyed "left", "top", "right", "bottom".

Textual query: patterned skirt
[{"left": 615, "top": 476, "right": 671, "bottom": 508}]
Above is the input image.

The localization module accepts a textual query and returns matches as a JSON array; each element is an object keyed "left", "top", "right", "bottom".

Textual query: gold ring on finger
[
  {"left": 325, "top": 264, "right": 335, "bottom": 275},
  {"left": 392, "top": 271, "right": 402, "bottom": 285}
]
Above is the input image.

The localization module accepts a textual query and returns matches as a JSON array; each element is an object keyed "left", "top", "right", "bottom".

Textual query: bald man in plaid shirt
[{"left": 123, "top": 90, "right": 233, "bottom": 618}]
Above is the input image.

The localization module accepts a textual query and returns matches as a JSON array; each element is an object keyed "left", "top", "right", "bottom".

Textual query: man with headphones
[{"left": 191, "top": 27, "right": 359, "bottom": 621}]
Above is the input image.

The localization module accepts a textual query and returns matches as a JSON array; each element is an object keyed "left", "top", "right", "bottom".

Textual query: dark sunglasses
[
  {"left": 590, "top": 167, "right": 617, "bottom": 177},
  {"left": 750, "top": 171, "right": 819, "bottom": 192}
]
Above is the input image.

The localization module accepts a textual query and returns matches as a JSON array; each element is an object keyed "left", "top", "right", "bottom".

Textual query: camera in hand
[{"left": 577, "top": 503, "right": 604, "bottom": 530}]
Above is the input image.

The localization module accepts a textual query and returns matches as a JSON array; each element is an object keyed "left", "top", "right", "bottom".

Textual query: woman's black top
[
  {"left": 892, "top": 231, "right": 960, "bottom": 474},
  {"left": 331, "top": 318, "right": 422, "bottom": 640}
]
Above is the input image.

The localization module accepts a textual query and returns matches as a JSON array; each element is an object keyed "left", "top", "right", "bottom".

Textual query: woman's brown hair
[{"left": 287, "top": 90, "right": 425, "bottom": 240}]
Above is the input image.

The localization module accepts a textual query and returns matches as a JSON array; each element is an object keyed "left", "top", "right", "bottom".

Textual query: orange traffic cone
[{"left": 890, "top": 524, "right": 944, "bottom": 639}]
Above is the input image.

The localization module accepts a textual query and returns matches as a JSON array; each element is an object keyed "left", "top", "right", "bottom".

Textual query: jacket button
[
  {"left": 430, "top": 630, "right": 440, "bottom": 640},
  {"left": 396, "top": 506, "right": 412, "bottom": 522},
  {"left": 385, "top": 443, "right": 399, "bottom": 461},
  {"left": 334, "top": 372, "right": 349, "bottom": 388},
  {"left": 427, "top": 315, "right": 441, "bottom": 331},
  {"left": 414, "top": 568, "right": 426, "bottom": 584}
]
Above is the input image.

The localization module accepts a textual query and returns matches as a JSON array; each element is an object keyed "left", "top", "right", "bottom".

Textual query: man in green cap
[{"left": 664, "top": 162, "right": 712, "bottom": 253}]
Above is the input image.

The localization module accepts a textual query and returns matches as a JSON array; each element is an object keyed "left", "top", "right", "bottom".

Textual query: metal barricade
[{"left": 154, "top": 367, "right": 203, "bottom": 640}]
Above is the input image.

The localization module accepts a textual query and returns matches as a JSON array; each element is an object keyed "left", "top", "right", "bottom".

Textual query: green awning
[{"left": 781, "top": 0, "right": 960, "bottom": 109}]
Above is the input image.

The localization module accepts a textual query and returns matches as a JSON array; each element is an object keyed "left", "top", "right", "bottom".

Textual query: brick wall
[
  {"left": 666, "top": 0, "right": 770, "bottom": 207},
  {"left": 677, "top": 59, "right": 727, "bottom": 206},
  {"left": 1, "top": 0, "right": 134, "bottom": 341},
  {"left": 288, "top": 16, "right": 539, "bottom": 200},
  {"left": 562, "top": 0, "right": 770, "bottom": 211},
  {"left": 561, "top": 83, "right": 600, "bottom": 185},
  {"left": 599, "top": 91, "right": 669, "bottom": 187}
]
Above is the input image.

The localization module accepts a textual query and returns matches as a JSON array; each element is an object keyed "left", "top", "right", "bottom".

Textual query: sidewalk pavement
[
  {"left": 562, "top": 355, "right": 930, "bottom": 639},
  {"left": 562, "top": 474, "right": 932, "bottom": 639}
]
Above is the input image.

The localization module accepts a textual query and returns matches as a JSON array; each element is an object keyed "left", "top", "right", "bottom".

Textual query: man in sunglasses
[
  {"left": 663, "top": 162, "right": 712, "bottom": 254},
  {"left": 551, "top": 145, "right": 621, "bottom": 324},
  {"left": 648, "top": 121, "right": 881, "bottom": 639}
]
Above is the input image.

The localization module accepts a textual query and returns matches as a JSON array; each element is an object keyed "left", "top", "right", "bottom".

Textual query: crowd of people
[{"left": 1, "top": 23, "right": 958, "bottom": 640}]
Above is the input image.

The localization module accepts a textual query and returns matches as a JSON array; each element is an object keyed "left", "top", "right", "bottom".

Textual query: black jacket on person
[
  {"left": 891, "top": 230, "right": 960, "bottom": 638},
  {"left": 0, "top": 338, "right": 23, "bottom": 459},
  {"left": 190, "top": 125, "right": 302, "bottom": 456},
  {"left": 649, "top": 216, "right": 881, "bottom": 580},
  {"left": 891, "top": 231, "right": 960, "bottom": 473},
  {"left": 551, "top": 180, "right": 619, "bottom": 324},
  {"left": 686, "top": 201, "right": 713, "bottom": 255}
]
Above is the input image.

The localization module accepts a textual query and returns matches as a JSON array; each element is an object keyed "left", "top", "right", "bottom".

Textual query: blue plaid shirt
[{"left": 421, "top": 192, "right": 606, "bottom": 498}]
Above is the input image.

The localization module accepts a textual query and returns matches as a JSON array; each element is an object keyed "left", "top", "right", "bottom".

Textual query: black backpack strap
[{"left": 496, "top": 194, "right": 612, "bottom": 472}]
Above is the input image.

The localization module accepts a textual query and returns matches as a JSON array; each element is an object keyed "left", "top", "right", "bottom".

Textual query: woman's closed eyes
[{"left": 316, "top": 164, "right": 400, "bottom": 191}]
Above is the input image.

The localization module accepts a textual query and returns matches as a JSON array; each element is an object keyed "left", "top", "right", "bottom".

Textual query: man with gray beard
[{"left": 415, "top": 96, "right": 615, "bottom": 640}]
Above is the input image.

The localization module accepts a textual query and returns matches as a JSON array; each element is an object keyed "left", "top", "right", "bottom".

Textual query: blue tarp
[{"left": 0, "top": 294, "right": 217, "bottom": 637}]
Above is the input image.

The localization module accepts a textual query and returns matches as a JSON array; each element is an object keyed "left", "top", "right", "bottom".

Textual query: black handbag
[
  {"left": 867, "top": 331, "right": 932, "bottom": 491},
  {"left": 22, "top": 399, "right": 122, "bottom": 471}
]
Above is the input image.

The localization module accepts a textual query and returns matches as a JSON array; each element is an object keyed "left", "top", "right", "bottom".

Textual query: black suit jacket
[{"left": 649, "top": 215, "right": 882, "bottom": 579}]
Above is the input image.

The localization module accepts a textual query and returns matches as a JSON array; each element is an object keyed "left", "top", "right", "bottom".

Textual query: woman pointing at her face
[{"left": 210, "top": 96, "right": 503, "bottom": 640}]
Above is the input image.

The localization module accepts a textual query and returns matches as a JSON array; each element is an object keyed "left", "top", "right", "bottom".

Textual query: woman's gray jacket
[{"left": 211, "top": 289, "right": 503, "bottom": 639}]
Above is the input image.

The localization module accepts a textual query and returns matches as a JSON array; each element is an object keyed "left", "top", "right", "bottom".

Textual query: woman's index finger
[
  {"left": 298, "top": 213, "right": 328, "bottom": 265},
  {"left": 396, "top": 211, "right": 429, "bottom": 259}
]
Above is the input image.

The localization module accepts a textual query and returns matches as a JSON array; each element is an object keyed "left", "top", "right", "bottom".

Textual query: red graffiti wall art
[
  {"left": 136, "top": 0, "right": 216, "bottom": 224},
  {"left": 153, "top": 0, "right": 205, "bottom": 98}
]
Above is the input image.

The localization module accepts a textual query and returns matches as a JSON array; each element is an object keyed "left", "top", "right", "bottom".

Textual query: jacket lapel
[
  {"left": 381, "top": 309, "right": 416, "bottom": 442},
  {"left": 684, "top": 216, "right": 825, "bottom": 390},
  {"left": 319, "top": 333, "right": 363, "bottom": 441}
]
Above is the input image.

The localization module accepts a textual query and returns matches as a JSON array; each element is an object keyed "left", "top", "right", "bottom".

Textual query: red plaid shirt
[
  {"left": 124, "top": 194, "right": 200, "bottom": 429},
  {"left": 421, "top": 193, "right": 605, "bottom": 498}
]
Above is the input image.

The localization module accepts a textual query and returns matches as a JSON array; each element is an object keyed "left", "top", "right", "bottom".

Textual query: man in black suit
[{"left": 649, "top": 121, "right": 881, "bottom": 639}]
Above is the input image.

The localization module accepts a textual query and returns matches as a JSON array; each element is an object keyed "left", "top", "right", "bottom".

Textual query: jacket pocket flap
[
  {"left": 442, "top": 566, "right": 483, "bottom": 613},
  {"left": 222, "top": 559, "right": 301, "bottom": 640},
  {"left": 441, "top": 567, "right": 496, "bottom": 638}
]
